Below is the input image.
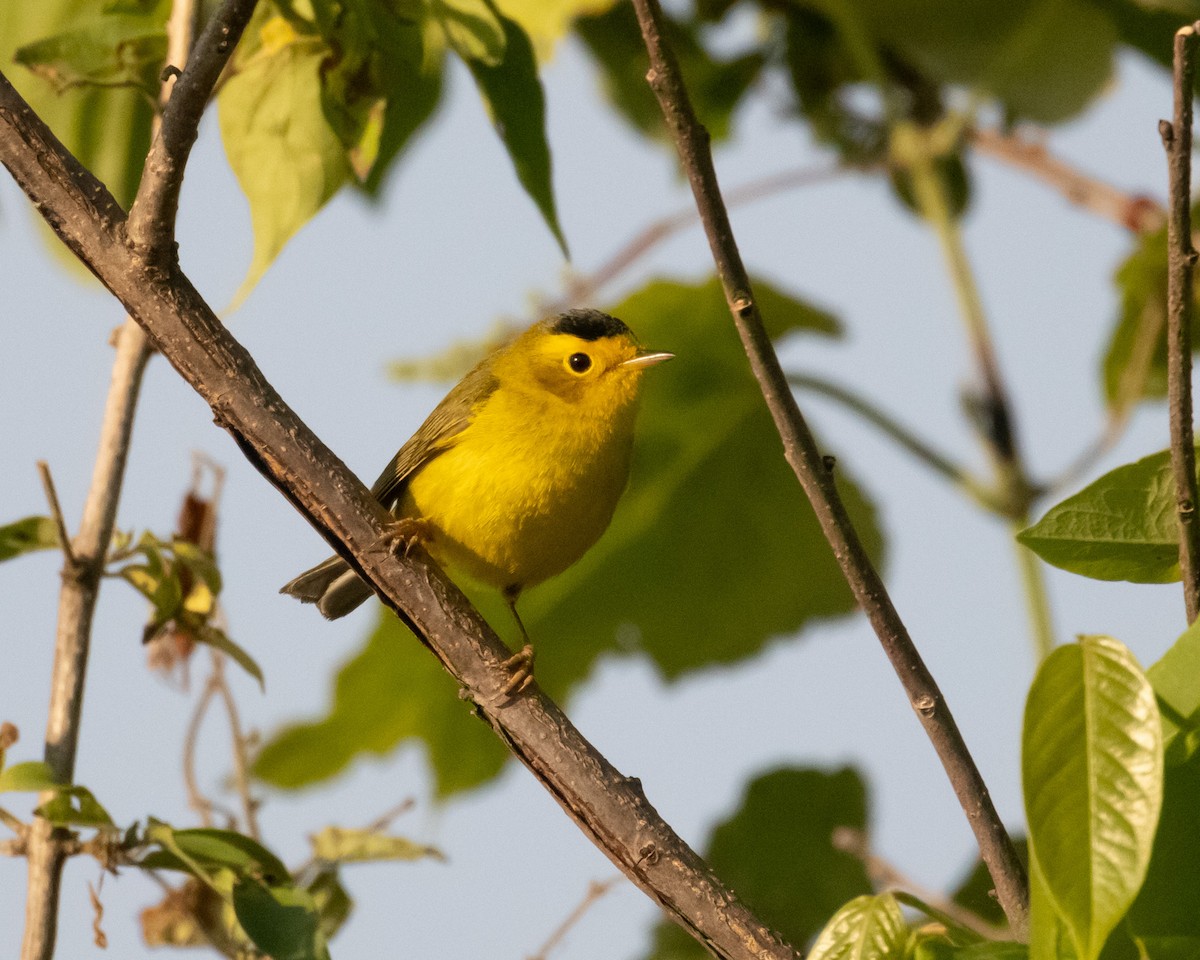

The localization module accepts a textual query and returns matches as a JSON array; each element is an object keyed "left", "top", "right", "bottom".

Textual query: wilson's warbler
[{"left": 281, "top": 309, "right": 673, "bottom": 656}]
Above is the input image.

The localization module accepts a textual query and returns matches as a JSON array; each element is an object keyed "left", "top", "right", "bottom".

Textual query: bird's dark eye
[{"left": 567, "top": 352, "right": 592, "bottom": 374}]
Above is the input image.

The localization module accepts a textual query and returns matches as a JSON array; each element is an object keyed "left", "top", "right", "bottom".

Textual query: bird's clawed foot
[
  {"left": 375, "top": 517, "right": 432, "bottom": 559},
  {"left": 497, "top": 643, "right": 535, "bottom": 699}
]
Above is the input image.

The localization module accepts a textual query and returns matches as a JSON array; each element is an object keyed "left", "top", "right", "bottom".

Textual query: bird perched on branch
[{"left": 281, "top": 309, "right": 673, "bottom": 684}]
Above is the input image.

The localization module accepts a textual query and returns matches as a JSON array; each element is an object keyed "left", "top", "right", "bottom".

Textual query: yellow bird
[{"left": 281, "top": 309, "right": 673, "bottom": 657}]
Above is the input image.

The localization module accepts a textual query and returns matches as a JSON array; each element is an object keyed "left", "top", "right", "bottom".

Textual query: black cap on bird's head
[{"left": 546, "top": 309, "right": 632, "bottom": 342}]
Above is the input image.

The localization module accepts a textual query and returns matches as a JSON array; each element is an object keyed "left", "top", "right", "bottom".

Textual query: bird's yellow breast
[{"left": 399, "top": 378, "right": 638, "bottom": 594}]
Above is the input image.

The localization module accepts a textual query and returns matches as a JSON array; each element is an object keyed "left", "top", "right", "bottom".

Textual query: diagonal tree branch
[
  {"left": 628, "top": 0, "right": 1030, "bottom": 937},
  {"left": 0, "top": 68, "right": 800, "bottom": 960},
  {"left": 1161, "top": 23, "right": 1200, "bottom": 625}
]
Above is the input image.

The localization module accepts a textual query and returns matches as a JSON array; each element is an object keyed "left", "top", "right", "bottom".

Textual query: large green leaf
[
  {"left": 1017, "top": 447, "right": 1195, "bottom": 583},
  {"left": 218, "top": 5, "right": 351, "bottom": 305},
  {"left": 233, "top": 878, "right": 329, "bottom": 960},
  {"left": 807, "top": 893, "right": 908, "bottom": 960},
  {"left": 646, "top": 767, "right": 874, "bottom": 960},
  {"left": 258, "top": 276, "right": 881, "bottom": 794},
  {"left": 143, "top": 822, "right": 291, "bottom": 882},
  {"left": 14, "top": 10, "right": 166, "bottom": 97},
  {"left": 845, "top": 0, "right": 1117, "bottom": 124},
  {"left": 1101, "top": 209, "right": 1200, "bottom": 415},
  {"left": 463, "top": 5, "right": 567, "bottom": 255},
  {"left": 1120, "top": 746, "right": 1200, "bottom": 946},
  {"left": 576, "top": 3, "right": 765, "bottom": 143},
  {"left": 1, "top": 0, "right": 159, "bottom": 271},
  {"left": 1023, "top": 636, "right": 1163, "bottom": 960},
  {"left": 1147, "top": 618, "right": 1200, "bottom": 764}
]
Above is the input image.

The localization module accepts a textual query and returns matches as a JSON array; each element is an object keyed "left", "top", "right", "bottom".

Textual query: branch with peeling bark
[
  {"left": 1162, "top": 23, "right": 1200, "bottom": 625},
  {"left": 0, "top": 58, "right": 801, "bottom": 960},
  {"left": 629, "top": 0, "right": 1029, "bottom": 938}
]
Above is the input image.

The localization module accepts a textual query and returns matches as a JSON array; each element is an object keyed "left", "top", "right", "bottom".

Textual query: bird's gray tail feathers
[{"left": 280, "top": 554, "right": 374, "bottom": 620}]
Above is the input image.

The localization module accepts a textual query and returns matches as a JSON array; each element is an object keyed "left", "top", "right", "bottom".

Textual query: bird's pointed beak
[{"left": 621, "top": 350, "right": 675, "bottom": 370}]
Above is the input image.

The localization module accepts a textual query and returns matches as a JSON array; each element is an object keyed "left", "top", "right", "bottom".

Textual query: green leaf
[
  {"left": 1, "top": 0, "right": 159, "bottom": 212},
  {"left": 1119, "top": 743, "right": 1200, "bottom": 944},
  {"left": 463, "top": 4, "right": 567, "bottom": 256},
  {"left": 258, "top": 276, "right": 876, "bottom": 796},
  {"left": 319, "top": 1, "right": 445, "bottom": 195},
  {"left": 1101, "top": 209, "right": 1200, "bottom": 415},
  {"left": 492, "top": 0, "right": 620, "bottom": 59},
  {"left": 1147, "top": 618, "right": 1200, "bottom": 764},
  {"left": 431, "top": 0, "right": 506, "bottom": 64},
  {"left": 36, "top": 785, "right": 115, "bottom": 829},
  {"left": 196, "top": 627, "right": 265, "bottom": 690},
  {"left": 781, "top": 5, "right": 886, "bottom": 163},
  {"left": 0, "top": 761, "right": 63, "bottom": 793},
  {"left": 218, "top": 5, "right": 350, "bottom": 305},
  {"left": 1017, "top": 447, "right": 1195, "bottom": 583},
  {"left": 146, "top": 821, "right": 291, "bottom": 883},
  {"left": 913, "top": 937, "right": 1028, "bottom": 960},
  {"left": 254, "top": 618, "right": 508, "bottom": 794},
  {"left": 304, "top": 868, "right": 353, "bottom": 941},
  {"left": 309, "top": 825, "right": 444, "bottom": 863},
  {"left": 1023, "top": 636, "right": 1164, "bottom": 960},
  {"left": 233, "top": 877, "right": 328, "bottom": 960},
  {"left": 647, "top": 767, "right": 874, "bottom": 960},
  {"left": 576, "top": 3, "right": 764, "bottom": 143},
  {"left": 1029, "top": 850, "right": 1078, "bottom": 960},
  {"left": 847, "top": 0, "right": 1117, "bottom": 124},
  {"left": 14, "top": 12, "right": 166, "bottom": 96},
  {"left": 0, "top": 516, "right": 60, "bottom": 562},
  {"left": 807, "top": 893, "right": 908, "bottom": 960}
]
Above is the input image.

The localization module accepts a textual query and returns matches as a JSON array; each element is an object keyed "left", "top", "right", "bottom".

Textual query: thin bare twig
[
  {"left": 210, "top": 651, "right": 260, "bottom": 840},
  {"left": 1161, "top": 23, "right": 1200, "bottom": 625},
  {"left": 554, "top": 163, "right": 860, "bottom": 310},
  {"left": 787, "top": 373, "right": 1003, "bottom": 511},
  {"left": 971, "top": 127, "right": 1165, "bottom": 234},
  {"left": 630, "top": 0, "right": 1029, "bottom": 937},
  {"left": 832, "top": 828, "right": 1007, "bottom": 940},
  {"left": 22, "top": 320, "right": 154, "bottom": 960},
  {"left": 36, "top": 462, "right": 75, "bottom": 568},
  {"left": 181, "top": 674, "right": 220, "bottom": 827},
  {"left": 527, "top": 876, "right": 624, "bottom": 960}
]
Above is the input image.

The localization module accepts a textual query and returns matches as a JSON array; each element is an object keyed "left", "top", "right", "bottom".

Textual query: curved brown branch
[
  {"left": 1161, "top": 24, "right": 1200, "bottom": 624},
  {"left": 0, "top": 70, "right": 799, "bottom": 960},
  {"left": 971, "top": 127, "right": 1165, "bottom": 234},
  {"left": 629, "top": 0, "right": 1029, "bottom": 937}
]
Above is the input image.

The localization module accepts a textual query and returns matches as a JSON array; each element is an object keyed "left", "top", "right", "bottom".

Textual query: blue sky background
[{"left": 0, "top": 28, "right": 1190, "bottom": 960}]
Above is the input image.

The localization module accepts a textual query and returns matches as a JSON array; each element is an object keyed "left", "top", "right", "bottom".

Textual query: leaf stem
[
  {"left": 787, "top": 373, "right": 1002, "bottom": 511},
  {"left": 1161, "top": 23, "right": 1200, "bottom": 625},
  {"left": 631, "top": 0, "right": 1029, "bottom": 937},
  {"left": 897, "top": 121, "right": 1055, "bottom": 663},
  {"left": 1013, "top": 531, "right": 1055, "bottom": 664}
]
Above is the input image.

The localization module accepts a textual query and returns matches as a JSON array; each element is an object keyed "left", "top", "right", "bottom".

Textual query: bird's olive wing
[{"left": 369, "top": 360, "right": 499, "bottom": 508}]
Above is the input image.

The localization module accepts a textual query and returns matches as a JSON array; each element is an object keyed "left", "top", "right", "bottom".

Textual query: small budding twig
[
  {"left": 527, "top": 876, "right": 624, "bottom": 960},
  {"left": 36, "top": 462, "right": 76, "bottom": 568},
  {"left": 630, "top": 0, "right": 1029, "bottom": 937},
  {"left": 1161, "top": 23, "right": 1200, "bottom": 625}
]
